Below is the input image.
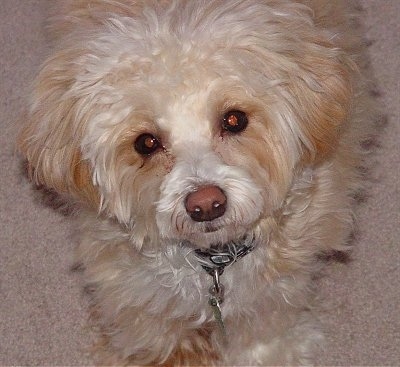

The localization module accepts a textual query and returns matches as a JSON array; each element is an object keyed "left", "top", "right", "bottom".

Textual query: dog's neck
[{"left": 191, "top": 234, "right": 256, "bottom": 342}]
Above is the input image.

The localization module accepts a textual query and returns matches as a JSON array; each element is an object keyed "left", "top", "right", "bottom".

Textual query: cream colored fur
[{"left": 18, "top": 0, "right": 377, "bottom": 365}]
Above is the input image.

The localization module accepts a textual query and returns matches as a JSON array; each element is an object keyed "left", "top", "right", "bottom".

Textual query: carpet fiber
[{"left": 1, "top": 1, "right": 399, "bottom": 365}]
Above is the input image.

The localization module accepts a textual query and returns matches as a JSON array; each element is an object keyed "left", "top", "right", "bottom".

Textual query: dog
[{"left": 18, "top": 0, "right": 377, "bottom": 365}]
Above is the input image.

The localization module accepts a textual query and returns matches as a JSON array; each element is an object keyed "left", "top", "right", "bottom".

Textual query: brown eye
[
  {"left": 134, "top": 133, "right": 161, "bottom": 155},
  {"left": 222, "top": 110, "right": 248, "bottom": 133}
]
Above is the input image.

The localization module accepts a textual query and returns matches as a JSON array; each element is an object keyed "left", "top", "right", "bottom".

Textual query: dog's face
[{"left": 19, "top": 1, "right": 351, "bottom": 249}]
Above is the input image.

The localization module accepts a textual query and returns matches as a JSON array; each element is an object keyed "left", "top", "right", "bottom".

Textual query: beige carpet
[{"left": 1, "top": 0, "right": 399, "bottom": 365}]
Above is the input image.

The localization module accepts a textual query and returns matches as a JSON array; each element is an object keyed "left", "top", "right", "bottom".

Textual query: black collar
[{"left": 194, "top": 235, "right": 255, "bottom": 276}]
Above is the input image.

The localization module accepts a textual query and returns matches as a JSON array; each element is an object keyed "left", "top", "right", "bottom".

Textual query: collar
[{"left": 194, "top": 234, "right": 255, "bottom": 276}]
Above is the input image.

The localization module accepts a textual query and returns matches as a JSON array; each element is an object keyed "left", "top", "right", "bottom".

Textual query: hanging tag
[
  {"left": 209, "top": 295, "right": 227, "bottom": 341},
  {"left": 208, "top": 269, "right": 227, "bottom": 343}
]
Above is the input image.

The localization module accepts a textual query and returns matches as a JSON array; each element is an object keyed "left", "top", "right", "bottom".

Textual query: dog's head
[{"left": 18, "top": 1, "right": 353, "bottom": 249}]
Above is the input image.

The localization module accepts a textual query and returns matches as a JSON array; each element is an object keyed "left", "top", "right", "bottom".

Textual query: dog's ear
[
  {"left": 289, "top": 45, "right": 353, "bottom": 162},
  {"left": 17, "top": 51, "right": 99, "bottom": 208}
]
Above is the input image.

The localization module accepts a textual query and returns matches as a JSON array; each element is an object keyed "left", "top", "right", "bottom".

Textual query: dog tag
[
  {"left": 209, "top": 295, "right": 227, "bottom": 341},
  {"left": 208, "top": 269, "right": 227, "bottom": 343}
]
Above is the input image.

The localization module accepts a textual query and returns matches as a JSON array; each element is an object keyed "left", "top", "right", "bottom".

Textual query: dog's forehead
[{"left": 156, "top": 89, "right": 213, "bottom": 150}]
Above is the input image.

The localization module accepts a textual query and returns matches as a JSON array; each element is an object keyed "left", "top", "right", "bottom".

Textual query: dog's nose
[{"left": 185, "top": 185, "right": 227, "bottom": 222}]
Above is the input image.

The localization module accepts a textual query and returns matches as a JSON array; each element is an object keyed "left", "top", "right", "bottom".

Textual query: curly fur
[{"left": 18, "top": 0, "right": 378, "bottom": 365}]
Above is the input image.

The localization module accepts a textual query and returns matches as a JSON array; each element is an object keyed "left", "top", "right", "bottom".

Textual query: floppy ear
[
  {"left": 17, "top": 51, "right": 99, "bottom": 208},
  {"left": 288, "top": 42, "right": 353, "bottom": 162}
]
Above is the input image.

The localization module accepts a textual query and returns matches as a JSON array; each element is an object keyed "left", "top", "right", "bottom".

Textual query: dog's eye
[
  {"left": 134, "top": 133, "right": 161, "bottom": 155},
  {"left": 222, "top": 110, "right": 248, "bottom": 133}
]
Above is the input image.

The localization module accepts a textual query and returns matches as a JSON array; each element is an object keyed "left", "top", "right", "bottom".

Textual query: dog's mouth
[
  {"left": 203, "top": 224, "right": 221, "bottom": 233},
  {"left": 173, "top": 215, "right": 262, "bottom": 250}
]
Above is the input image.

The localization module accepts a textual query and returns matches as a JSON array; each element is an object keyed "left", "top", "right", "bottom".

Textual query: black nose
[{"left": 185, "top": 185, "right": 227, "bottom": 222}]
